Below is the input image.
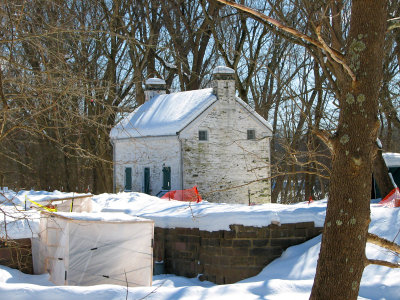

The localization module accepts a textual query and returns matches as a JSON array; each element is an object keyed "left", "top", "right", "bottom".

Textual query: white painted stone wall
[
  {"left": 113, "top": 136, "right": 181, "bottom": 194},
  {"left": 180, "top": 79, "right": 272, "bottom": 204},
  {"left": 112, "top": 76, "right": 272, "bottom": 204}
]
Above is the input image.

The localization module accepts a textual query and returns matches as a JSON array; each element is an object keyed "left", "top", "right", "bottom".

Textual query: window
[
  {"left": 199, "top": 130, "right": 208, "bottom": 141},
  {"left": 247, "top": 129, "right": 256, "bottom": 140},
  {"left": 124, "top": 167, "right": 132, "bottom": 191},
  {"left": 144, "top": 167, "right": 150, "bottom": 194},
  {"left": 162, "top": 167, "right": 171, "bottom": 190}
]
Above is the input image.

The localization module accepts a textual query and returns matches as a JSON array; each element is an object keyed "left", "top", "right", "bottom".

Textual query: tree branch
[
  {"left": 210, "top": 0, "right": 345, "bottom": 60},
  {"left": 311, "top": 128, "right": 334, "bottom": 154},
  {"left": 0, "top": 67, "right": 9, "bottom": 110},
  {"left": 315, "top": 26, "right": 356, "bottom": 83},
  {"left": 387, "top": 17, "right": 400, "bottom": 31},
  {"left": 366, "top": 259, "right": 400, "bottom": 268},
  {"left": 367, "top": 233, "right": 400, "bottom": 254}
]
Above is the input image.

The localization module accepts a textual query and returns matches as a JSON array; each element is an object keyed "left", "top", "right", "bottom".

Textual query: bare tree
[
  {"left": 0, "top": 0, "right": 133, "bottom": 193},
  {"left": 209, "top": 1, "right": 399, "bottom": 299}
]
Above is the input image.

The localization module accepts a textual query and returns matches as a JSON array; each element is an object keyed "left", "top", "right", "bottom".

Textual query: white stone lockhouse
[{"left": 110, "top": 66, "right": 273, "bottom": 204}]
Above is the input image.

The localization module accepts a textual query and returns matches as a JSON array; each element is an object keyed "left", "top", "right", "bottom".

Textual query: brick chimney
[
  {"left": 212, "top": 66, "right": 235, "bottom": 102},
  {"left": 144, "top": 78, "right": 167, "bottom": 102}
]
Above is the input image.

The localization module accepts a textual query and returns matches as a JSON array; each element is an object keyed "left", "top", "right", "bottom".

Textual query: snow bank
[
  {"left": 94, "top": 192, "right": 327, "bottom": 231},
  {"left": 0, "top": 206, "right": 40, "bottom": 239},
  {"left": 1, "top": 190, "right": 91, "bottom": 206},
  {"left": 383, "top": 152, "right": 400, "bottom": 168},
  {"left": 0, "top": 191, "right": 399, "bottom": 299},
  {"left": 1, "top": 191, "right": 326, "bottom": 239}
]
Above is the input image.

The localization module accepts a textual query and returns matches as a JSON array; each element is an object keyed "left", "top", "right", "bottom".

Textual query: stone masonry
[
  {"left": 0, "top": 238, "right": 33, "bottom": 274},
  {"left": 153, "top": 222, "right": 322, "bottom": 284}
]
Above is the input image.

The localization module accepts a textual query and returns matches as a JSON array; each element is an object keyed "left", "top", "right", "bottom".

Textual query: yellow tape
[{"left": 25, "top": 195, "right": 57, "bottom": 212}]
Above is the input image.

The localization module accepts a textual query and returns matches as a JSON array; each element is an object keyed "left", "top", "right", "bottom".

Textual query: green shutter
[
  {"left": 144, "top": 167, "right": 150, "bottom": 194},
  {"left": 124, "top": 167, "right": 132, "bottom": 191},
  {"left": 162, "top": 167, "right": 171, "bottom": 190}
]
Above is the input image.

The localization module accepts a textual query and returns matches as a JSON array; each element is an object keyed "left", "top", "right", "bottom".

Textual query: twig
[
  {"left": 124, "top": 269, "right": 129, "bottom": 300},
  {"left": 392, "top": 228, "right": 400, "bottom": 243},
  {"left": 137, "top": 279, "right": 167, "bottom": 300}
]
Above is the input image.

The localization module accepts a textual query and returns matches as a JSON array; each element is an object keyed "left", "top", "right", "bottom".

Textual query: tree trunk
[{"left": 310, "top": 1, "right": 386, "bottom": 299}]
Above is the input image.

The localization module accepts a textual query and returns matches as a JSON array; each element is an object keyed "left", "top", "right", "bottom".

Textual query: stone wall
[
  {"left": 154, "top": 222, "right": 322, "bottom": 284},
  {"left": 0, "top": 238, "right": 33, "bottom": 274},
  {"left": 180, "top": 91, "right": 272, "bottom": 205}
]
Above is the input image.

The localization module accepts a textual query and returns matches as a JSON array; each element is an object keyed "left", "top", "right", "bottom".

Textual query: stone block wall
[
  {"left": 154, "top": 222, "right": 322, "bottom": 284},
  {"left": 0, "top": 238, "right": 33, "bottom": 274},
  {"left": 181, "top": 97, "right": 272, "bottom": 205}
]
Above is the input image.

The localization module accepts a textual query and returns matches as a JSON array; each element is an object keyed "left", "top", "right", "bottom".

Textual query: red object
[
  {"left": 161, "top": 186, "right": 202, "bottom": 203},
  {"left": 308, "top": 196, "right": 313, "bottom": 205},
  {"left": 379, "top": 188, "right": 400, "bottom": 208}
]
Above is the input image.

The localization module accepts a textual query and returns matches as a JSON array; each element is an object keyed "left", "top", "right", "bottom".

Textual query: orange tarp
[
  {"left": 161, "top": 186, "right": 202, "bottom": 203},
  {"left": 379, "top": 188, "right": 400, "bottom": 208}
]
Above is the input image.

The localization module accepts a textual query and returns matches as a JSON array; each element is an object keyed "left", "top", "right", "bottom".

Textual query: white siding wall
[
  {"left": 113, "top": 136, "right": 181, "bottom": 195},
  {"left": 180, "top": 80, "right": 272, "bottom": 204}
]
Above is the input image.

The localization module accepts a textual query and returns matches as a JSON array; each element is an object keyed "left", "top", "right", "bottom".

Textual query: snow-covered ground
[{"left": 0, "top": 190, "right": 399, "bottom": 299}]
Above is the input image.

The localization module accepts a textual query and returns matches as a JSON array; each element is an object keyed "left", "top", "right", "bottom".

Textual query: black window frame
[
  {"left": 198, "top": 130, "right": 208, "bottom": 141},
  {"left": 247, "top": 129, "right": 256, "bottom": 140}
]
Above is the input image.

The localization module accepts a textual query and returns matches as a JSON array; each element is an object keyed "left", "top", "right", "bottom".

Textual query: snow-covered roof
[
  {"left": 110, "top": 85, "right": 273, "bottom": 140},
  {"left": 213, "top": 66, "right": 235, "bottom": 74},
  {"left": 111, "top": 88, "right": 217, "bottom": 139},
  {"left": 383, "top": 152, "right": 400, "bottom": 168},
  {"left": 49, "top": 212, "right": 152, "bottom": 223}
]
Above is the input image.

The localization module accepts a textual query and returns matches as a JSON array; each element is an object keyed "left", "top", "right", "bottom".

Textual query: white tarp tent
[{"left": 33, "top": 211, "right": 154, "bottom": 287}]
